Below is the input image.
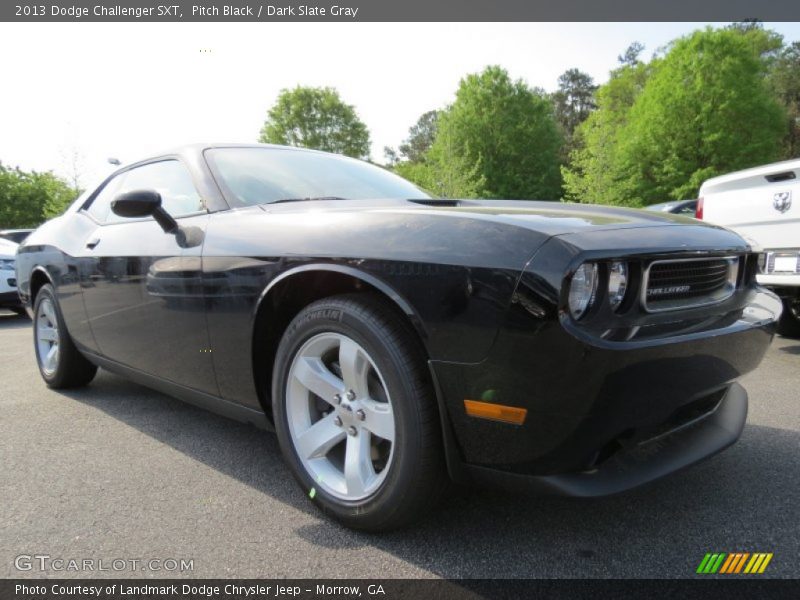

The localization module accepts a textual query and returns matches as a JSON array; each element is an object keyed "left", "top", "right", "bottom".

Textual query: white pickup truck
[{"left": 698, "top": 159, "right": 800, "bottom": 337}]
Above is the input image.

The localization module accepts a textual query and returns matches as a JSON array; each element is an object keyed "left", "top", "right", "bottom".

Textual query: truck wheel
[
  {"left": 272, "top": 294, "right": 446, "bottom": 531},
  {"left": 777, "top": 297, "right": 800, "bottom": 338},
  {"left": 33, "top": 284, "right": 98, "bottom": 388}
]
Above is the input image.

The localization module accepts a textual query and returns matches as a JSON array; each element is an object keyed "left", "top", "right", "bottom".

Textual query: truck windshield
[{"left": 205, "top": 147, "right": 430, "bottom": 207}]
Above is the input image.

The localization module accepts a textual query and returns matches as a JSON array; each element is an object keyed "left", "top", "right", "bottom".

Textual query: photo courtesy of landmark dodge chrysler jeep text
[{"left": 15, "top": 143, "right": 781, "bottom": 530}]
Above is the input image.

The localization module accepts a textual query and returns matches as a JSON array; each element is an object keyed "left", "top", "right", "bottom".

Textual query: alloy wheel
[
  {"left": 36, "top": 297, "right": 60, "bottom": 376},
  {"left": 286, "top": 332, "right": 396, "bottom": 501}
]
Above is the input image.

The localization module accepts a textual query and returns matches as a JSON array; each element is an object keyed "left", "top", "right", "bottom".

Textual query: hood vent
[{"left": 408, "top": 199, "right": 462, "bottom": 207}]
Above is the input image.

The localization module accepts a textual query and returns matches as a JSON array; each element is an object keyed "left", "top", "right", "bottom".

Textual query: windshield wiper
[{"left": 271, "top": 196, "right": 349, "bottom": 204}]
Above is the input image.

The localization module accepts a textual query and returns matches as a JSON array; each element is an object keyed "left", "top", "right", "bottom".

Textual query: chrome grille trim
[{"left": 641, "top": 256, "right": 739, "bottom": 313}]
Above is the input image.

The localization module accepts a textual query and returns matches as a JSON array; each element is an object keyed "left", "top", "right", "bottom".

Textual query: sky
[{"left": 2, "top": 21, "right": 800, "bottom": 188}]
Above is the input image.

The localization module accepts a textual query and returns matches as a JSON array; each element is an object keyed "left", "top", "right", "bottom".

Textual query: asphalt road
[{"left": 1, "top": 309, "right": 798, "bottom": 579}]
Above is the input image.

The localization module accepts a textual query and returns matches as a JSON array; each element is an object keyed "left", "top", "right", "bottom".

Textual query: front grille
[{"left": 643, "top": 257, "right": 738, "bottom": 312}]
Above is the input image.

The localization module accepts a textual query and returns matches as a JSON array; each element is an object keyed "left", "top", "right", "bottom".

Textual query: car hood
[
  {"left": 262, "top": 198, "right": 702, "bottom": 237},
  {"left": 207, "top": 199, "right": 746, "bottom": 273}
]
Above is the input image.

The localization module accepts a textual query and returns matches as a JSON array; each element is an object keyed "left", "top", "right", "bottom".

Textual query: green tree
[
  {"left": 398, "top": 110, "right": 439, "bottom": 163},
  {"left": 429, "top": 66, "right": 562, "bottom": 199},
  {"left": 259, "top": 86, "right": 371, "bottom": 159},
  {"left": 564, "top": 28, "right": 787, "bottom": 206},
  {"left": 394, "top": 128, "right": 486, "bottom": 199},
  {"left": 551, "top": 68, "right": 597, "bottom": 160},
  {"left": 0, "top": 163, "right": 77, "bottom": 228},
  {"left": 384, "top": 110, "right": 438, "bottom": 166},
  {"left": 618, "top": 41, "right": 645, "bottom": 67},
  {"left": 768, "top": 41, "right": 800, "bottom": 158},
  {"left": 562, "top": 60, "right": 651, "bottom": 205}
]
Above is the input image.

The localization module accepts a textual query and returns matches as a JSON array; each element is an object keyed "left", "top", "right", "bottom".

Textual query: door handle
[{"left": 86, "top": 238, "right": 101, "bottom": 249}]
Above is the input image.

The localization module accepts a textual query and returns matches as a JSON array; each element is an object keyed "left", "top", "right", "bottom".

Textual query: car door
[{"left": 79, "top": 158, "right": 218, "bottom": 395}]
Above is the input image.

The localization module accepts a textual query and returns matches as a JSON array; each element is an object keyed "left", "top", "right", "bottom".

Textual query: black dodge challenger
[{"left": 16, "top": 143, "right": 781, "bottom": 530}]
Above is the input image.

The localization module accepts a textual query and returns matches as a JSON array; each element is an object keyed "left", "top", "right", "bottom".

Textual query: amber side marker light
[{"left": 464, "top": 399, "right": 528, "bottom": 425}]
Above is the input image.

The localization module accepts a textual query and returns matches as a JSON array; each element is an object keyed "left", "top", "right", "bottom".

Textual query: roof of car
[
  {"left": 118, "top": 143, "right": 337, "bottom": 172},
  {"left": 172, "top": 142, "right": 330, "bottom": 157}
]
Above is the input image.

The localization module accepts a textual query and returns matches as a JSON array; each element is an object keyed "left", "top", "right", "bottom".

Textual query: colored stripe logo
[{"left": 696, "top": 552, "right": 773, "bottom": 574}]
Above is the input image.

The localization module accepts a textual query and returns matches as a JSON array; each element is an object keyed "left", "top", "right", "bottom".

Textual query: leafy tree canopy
[
  {"left": 259, "top": 86, "right": 371, "bottom": 159},
  {"left": 0, "top": 163, "right": 78, "bottom": 228},
  {"left": 618, "top": 41, "right": 645, "bottom": 66},
  {"left": 398, "top": 110, "right": 439, "bottom": 163},
  {"left": 767, "top": 41, "right": 800, "bottom": 157},
  {"left": 564, "top": 28, "right": 787, "bottom": 206},
  {"left": 430, "top": 65, "right": 562, "bottom": 199},
  {"left": 552, "top": 68, "right": 597, "bottom": 159}
]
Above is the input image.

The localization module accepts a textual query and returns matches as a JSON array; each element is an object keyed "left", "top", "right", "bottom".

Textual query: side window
[
  {"left": 85, "top": 160, "right": 203, "bottom": 224},
  {"left": 84, "top": 173, "right": 125, "bottom": 223},
  {"left": 115, "top": 160, "right": 204, "bottom": 220}
]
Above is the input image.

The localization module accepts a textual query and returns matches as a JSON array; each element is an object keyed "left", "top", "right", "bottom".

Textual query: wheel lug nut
[
  {"left": 346, "top": 390, "right": 356, "bottom": 401},
  {"left": 333, "top": 393, "right": 342, "bottom": 404},
  {"left": 347, "top": 426, "right": 358, "bottom": 436},
  {"left": 334, "top": 416, "right": 342, "bottom": 427},
  {"left": 356, "top": 409, "right": 365, "bottom": 421}
]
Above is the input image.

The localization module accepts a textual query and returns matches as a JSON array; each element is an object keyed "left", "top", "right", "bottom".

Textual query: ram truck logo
[
  {"left": 647, "top": 285, "right": 691, "bottom": 296},
  {"left": 773, "top": 191, "right": 792, "bottom": 213}
]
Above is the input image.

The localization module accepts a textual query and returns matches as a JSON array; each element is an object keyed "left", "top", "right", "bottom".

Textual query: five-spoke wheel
[
  {"left": 272, "top": 294, "right": 446, "bottom": 531},
  {"left": 32, "top": 283, "right": 97, "bottom": 388},
  {"left": 288, "top": 333, "right": 395, "bottom": 501},
  {"left": 35, "top": 296, "right": 60, "bottom": 377}
]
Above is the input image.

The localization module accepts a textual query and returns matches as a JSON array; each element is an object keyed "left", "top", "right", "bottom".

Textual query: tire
[
  {"left": 776, "top": 297, "right": 800, "bottom": 338},
  {"left": 33, "top": 283, "right": 98, "bottom": 388},
  {"left": 272, "top": 293, "right": 446, "bottom": 531}
]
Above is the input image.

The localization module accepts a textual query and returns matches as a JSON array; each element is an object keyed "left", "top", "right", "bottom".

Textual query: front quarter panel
[
  {"left": 16, "top": 213, "right": 99, "bottom": 352},
  {"left": 200, "top": 206, "right": 550, "bottom": 408}
]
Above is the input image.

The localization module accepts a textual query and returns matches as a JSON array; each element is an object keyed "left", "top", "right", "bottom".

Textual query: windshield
[{"left": 205, "top": 147, "right": 430, "bottom": 207}]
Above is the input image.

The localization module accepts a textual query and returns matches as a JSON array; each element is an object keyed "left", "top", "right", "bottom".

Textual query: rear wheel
[
  {"left": 777, "top": 296, "right": 800, "bottom": 338},
  {"left": 33, "top": 284, "right": 97, "bottom": 388},
  {"left": 272, "top": 294, "right": 446, "bottom": 531}
]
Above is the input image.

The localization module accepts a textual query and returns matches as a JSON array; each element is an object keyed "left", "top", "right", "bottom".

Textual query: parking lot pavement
[{"left": 1, "top": 309, "right": 798, "bottom": 579}]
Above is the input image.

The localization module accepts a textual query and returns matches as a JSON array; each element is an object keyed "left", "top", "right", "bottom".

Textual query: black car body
[{"left": 16, "top": 144, "right": 780, "bottom": 529}]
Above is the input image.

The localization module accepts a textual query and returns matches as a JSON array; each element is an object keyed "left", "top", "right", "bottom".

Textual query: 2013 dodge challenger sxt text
[{"left": 16, "top": 144, "right": 781, "bottom": 530}]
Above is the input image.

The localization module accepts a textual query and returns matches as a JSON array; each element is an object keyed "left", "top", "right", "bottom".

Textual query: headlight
[
  {"left": 568, "top": 263, "right": 598, "bottom": 320},
  {"left": 0, "top": 259, "right": 14, "bottom": 271},
  {"left": 608, "top": 261, "right": 628, "bottom": 311}
]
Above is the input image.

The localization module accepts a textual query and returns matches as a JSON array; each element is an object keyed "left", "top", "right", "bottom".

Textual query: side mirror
[{"left": 111, "top": 189, "right": 178, "bottom": 234}]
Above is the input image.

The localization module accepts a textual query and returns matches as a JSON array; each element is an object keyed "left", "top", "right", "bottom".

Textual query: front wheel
[
  {"left": 777, "top": 296, "right": 800, "bottom": 338},
  {"left": 33, "top": 283, "right": 97, "bottom": 388},
  {"left": 272, "top": 294, "right": 446, "bottom": 531}
]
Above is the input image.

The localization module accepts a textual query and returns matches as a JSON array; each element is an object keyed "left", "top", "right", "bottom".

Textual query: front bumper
[
  {"left": 462, "top": 382, "right": 747, "bottom": 496},
  {"left": 430, "top": 284, "right": 778, "bottom": 495}
]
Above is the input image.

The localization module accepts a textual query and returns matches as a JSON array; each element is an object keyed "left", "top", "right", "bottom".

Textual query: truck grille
[{"left": 643, "top": 257, "right": 739, "bottom": 312}]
